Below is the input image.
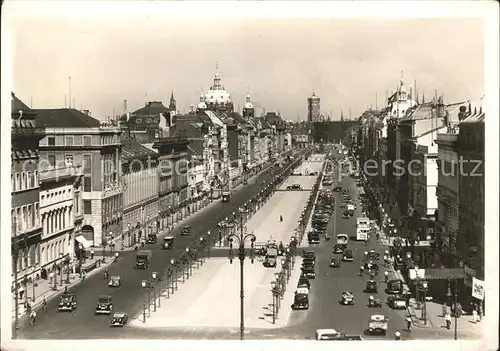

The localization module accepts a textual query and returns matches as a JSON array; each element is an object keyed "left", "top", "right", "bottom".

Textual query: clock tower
[{"left": 307, "top": 92, "right": 321, "bottom": 122}]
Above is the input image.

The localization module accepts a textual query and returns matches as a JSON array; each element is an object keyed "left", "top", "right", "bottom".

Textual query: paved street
[{"left": 17, "top": 159, "right": 292, "bottom": 339}]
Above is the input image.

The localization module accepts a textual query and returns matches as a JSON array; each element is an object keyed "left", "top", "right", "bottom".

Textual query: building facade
[
  {"left": 11, "top": 93, "right": 44, "bottom": 287},
  {"left": 457, "top": 107, "right": 485, "bottom": 280},
  {"left": 435, "top": 110, "right": 461, "bottom": 261},
  {"left": 39, "top": 165, "right": 83, "bottom": 271},
  {"left": 121, "top": 138, "right": 159, "bottom": 244},
  {"left": 154, "top": 137, "right": 190, "bottom": 223},
  {"left": 35, "top": 108, "right": 123, "bottom": 247}
]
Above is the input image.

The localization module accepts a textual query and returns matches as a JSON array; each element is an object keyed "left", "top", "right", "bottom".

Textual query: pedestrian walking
[
  {"left": 29, "top": 310, "right": 37, "bottom": 326},
  {"left": 90, "top": 249, "right": 94, "bottom": 260},
  {"left": 406, "top": 316, "right": 412, "bottom": 331},
  {"left": 442, "top": 303, "right": 448, "bottom": 317},
  {"left": 478, "top": 305, "right": 483, "bottom": 321},
  {"left": 64, "top": 286, "right": 68, "bottom": 294},
  {"left": 445, "top": 312, "right": 452, "bottom": 329},
  {"left": 471, "top": 308, "right": 478, "bottom": 323},
  {"left": 42, "top": 296, "right": 47, "bottom": 311}
]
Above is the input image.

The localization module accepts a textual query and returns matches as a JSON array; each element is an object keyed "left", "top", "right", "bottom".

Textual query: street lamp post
[
  {"left": 185, "top": 248, "right": 192, "bottom": 277},
  {"left": 207, "top": 231, "right": 211, "bottom": 257},
  {"left": 228, "top": 213, "right": 256, "bottom": 341},
  {"left": 152, "top": 272, "right": 159, "bottom": 309},
  {"left": 59, "top": 253, "right": 64, "bottom": 286},
  {"left": 199, "top": 237, "right": 205, "bottom": 264},
  {"left": 141, "top": 280, "right": 151, "bottom": 317},
  {"left": 170, "top": 258, "right": 178, "bottom": 291},
  {"left": 127, "top": 223, "right": 131, "bottom": 247},
  {"left": 65, "top": 256, "right": 70, "bottom": 283},
  {"left": 271, "top": 281, "right": 277, "bottom": 324}
]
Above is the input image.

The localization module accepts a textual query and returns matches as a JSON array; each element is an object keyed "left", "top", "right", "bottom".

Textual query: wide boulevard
[{"left": 18, "top": 155, "right": 300, "bottom": 339}]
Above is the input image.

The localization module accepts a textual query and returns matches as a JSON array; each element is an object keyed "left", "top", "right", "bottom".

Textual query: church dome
[{"left": 244, "top": 94, "right": 253, "bottom": 109}]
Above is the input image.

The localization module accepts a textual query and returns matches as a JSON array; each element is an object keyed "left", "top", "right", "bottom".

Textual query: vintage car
[
  {"left": 297, "top": 276, "right": 311, "bottom": 289},
  {"left": 387, "top": 295, "right": 408, "bottom": 309},
  {"left": 365, "top": 280, "right": 378, "bottom": 293},
  {"left": 181, "top": 226, "right": 191, "bottom": 236},
  {"left": 368, "top": 250, "right": 380, "bottom": 261},
  {"left": 95, "top": 295, "right": 113, "bottom": 315},
  {"left": 333, "top": 186, "right": 342, "bottom": 192},
  {"left": 329, "top": 257, "right": 341, "bottom": 268},
  {"left": 293, "top": 288, "right": 310, "bottom": 310},
  {"left": 342, "top": 211, "right": 350, "bottom": 219},
  {"left": 368, "top": 315, "right": 388, "bottom": 335},
  {"left": 333, "top": 244, "right": 346, "bottom": 254},
  {"left": 58, "top": 293, "right": 77, "bottom": 312},
  {"left": 163, "top": 236, "right": 174, "bottom": 250},
  {"left": 315, "top": 329, "right": 363, "bottom": 341},
  {"left": 108, "top": 275, "right": 122, "bottom": 288},
  {"left": 302, "top": 250, "right": 315, "bottom": 259},
  {"left": 301, "top": 266, "right": 316, "bottom": 279},
  {"left": 341, "top": 291, "right": 355, "bottom": 305},
  {"left": 146, "top": 233, "right": 157, "bottom": 244},
  {"left": 286, "top": 184, "right": 302, "bottom": 190},
  {"left": 302, "top": 257, "right": 316, "bottom": 267},
  {"left": 342, "top": 250, "right": 354, "bottom": 262},
  {"left": 110, "top": 312, "right": 128, "bottom": 327},
  {"left": 363, "top": 262, "right": 379, "bottom": 273}
]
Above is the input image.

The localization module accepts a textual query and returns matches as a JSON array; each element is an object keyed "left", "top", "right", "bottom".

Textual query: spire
[
  {"left": 416, "top": 91, "right": 420, "bottom": 105},
  {"left": 340, "top": 110, "right": 344, "bottom": 121},
  {"left": 169, "top": 91, "right": 176, "bottom": 111},
  {"left": 422, "top": 92, "right": 425, "bottom": 104}
]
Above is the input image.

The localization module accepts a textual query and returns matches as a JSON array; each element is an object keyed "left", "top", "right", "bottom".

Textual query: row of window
[
  {"left": 11, "top": 171, "right": 39, "bottom": 192},
  {"left": 12, "top": 203, "right": 40, "bottom": 233},
  {"left": 47, "top": 135, "right": 92, "bottom": 147},
  {"left": 42, "top": 206, "right": 73, "bottom": 236}
]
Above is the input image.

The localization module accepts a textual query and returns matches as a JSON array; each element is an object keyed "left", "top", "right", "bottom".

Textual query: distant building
[
  {"left": 35, "top": 108, "right": 123, "bottom": 248},
  {"left": 203, "top": 64, "right": 234, "bottom": 115},
  {"left": 127, "top": 101, "right": 169, "bottom": 143},
  {"left": 11, "top": 93, "right": 45, "bottom": 287},
  {"left": 307, "top": 92, "right": 321, "bottom": 122}
]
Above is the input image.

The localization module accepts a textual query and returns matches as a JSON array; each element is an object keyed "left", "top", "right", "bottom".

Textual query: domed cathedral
[
  {"left": 204, "top": 62, "right": 234, "bottom": 115},
  {"left": 242, "top": 94, "right": 255, "bottom": 119}
]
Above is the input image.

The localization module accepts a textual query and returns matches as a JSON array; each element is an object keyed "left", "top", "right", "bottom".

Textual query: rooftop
[
  {"left": 33, "top": 108, "right": 101, "bottom": 128},
  {"left": 121, "top": 138, "right": 158, "bottom": 161},
  {"left": 132, "top": 101, "right": 169, "bottom": 116}
]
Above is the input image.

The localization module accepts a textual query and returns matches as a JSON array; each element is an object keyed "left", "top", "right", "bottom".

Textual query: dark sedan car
[
  {"left": 95, "top": 295, "right": 113, "bottom": 315},
  {"left": 110, "top": 312, "right": 128, "bottom": 327},
  {"left": 343, "top": 250, "right": 354, "bottom": 262},
  {"left": 387, "top": 295, "right": 408, "bottom": 309}
]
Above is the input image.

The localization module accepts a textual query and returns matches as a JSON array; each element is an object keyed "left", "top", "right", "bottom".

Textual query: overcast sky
[{"left": 9, "top": 8, "right": 485, "bottom": 121}]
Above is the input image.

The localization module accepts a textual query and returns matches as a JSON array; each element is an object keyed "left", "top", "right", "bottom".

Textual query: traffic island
[{"left": 129, "top": 257, "right": 302, "bottom": 329}]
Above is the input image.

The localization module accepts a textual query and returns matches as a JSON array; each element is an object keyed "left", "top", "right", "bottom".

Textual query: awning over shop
[
  {"left": 420, "top": 268, "right": 465, "bottom": 280},
  {"left": 75, "top": 235, "right": 93, "bottom": 249}
]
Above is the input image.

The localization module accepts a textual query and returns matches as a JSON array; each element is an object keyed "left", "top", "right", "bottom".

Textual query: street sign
[
  {"left": 409, "top": 268, "right": 425, "bottom": 280},
  {"left": 472, "top": 277, "right": 485, "bottom": 300}
]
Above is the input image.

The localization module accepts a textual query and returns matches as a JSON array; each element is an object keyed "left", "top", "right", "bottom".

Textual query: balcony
[
  {"left": 39, "top": 165, "right": 83, "bottom": 183},
  {"left": 103, "top": 182, "right": 123, "bottom": 197}
]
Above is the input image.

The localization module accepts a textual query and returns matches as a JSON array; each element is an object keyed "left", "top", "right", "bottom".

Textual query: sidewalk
[
  {"left": 407, "top": 300, "right": 484, "bottom": 337},
  {"left": 11, "top": 256, "right": 107, "bottom": 322}
]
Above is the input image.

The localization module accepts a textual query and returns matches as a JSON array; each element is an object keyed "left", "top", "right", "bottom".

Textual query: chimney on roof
[
  {"left": 82, "top": 109, "right": 91, "bottom": 116},
  {"left": 468, "top": 103, "right": 472, "bottom": 114},
  {"left": 458, "top": 105, "right": 467, "bottom": 121}
]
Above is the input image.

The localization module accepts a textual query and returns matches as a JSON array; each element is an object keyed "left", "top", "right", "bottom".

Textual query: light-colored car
[
  {"left": 341, "top": 291, "right": 354, "bottom": 305},
  {"left": 108, "top": 275, "right": 121, "bottom": 287},
  {"left": 368, "top": 314, "right": 388, "bottom": 335}
]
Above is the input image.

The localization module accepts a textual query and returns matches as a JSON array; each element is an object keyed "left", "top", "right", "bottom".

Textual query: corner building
[{"left": 35, "top": 108, "right": 123, "bottom": 247}]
